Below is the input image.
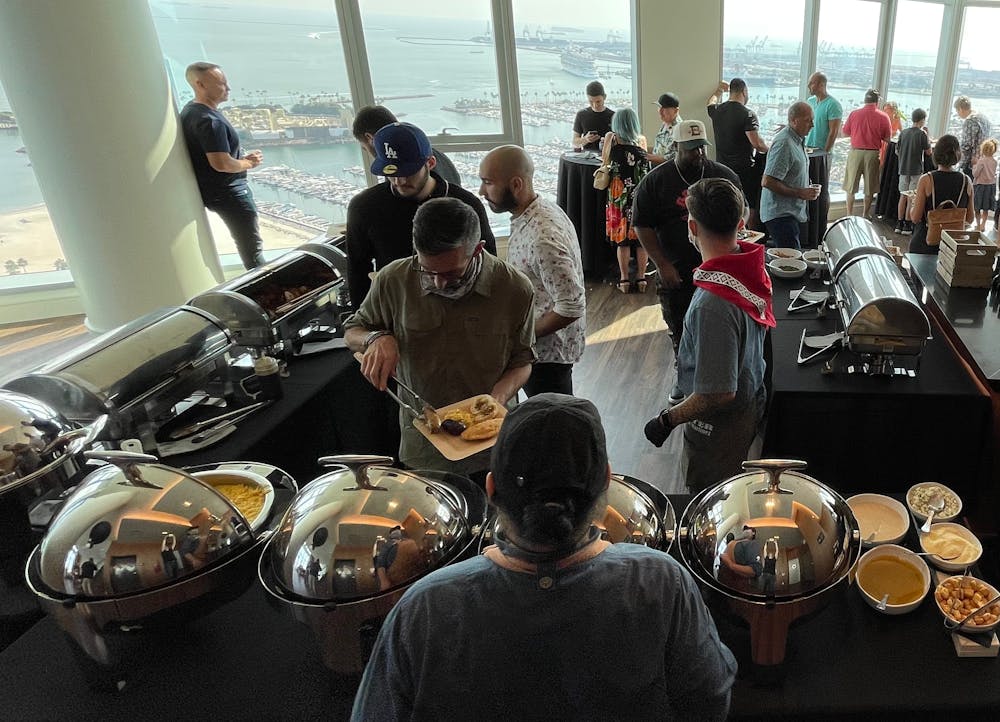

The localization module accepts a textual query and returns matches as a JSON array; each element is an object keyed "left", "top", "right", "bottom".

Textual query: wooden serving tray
[{"left": 415, "top": 396, "right": 508, "bottom": 461}]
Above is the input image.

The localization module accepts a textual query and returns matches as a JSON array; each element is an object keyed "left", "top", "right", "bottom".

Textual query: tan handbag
[
  {"left": 593, "top": 136, "right": 615, "bottom": 190},
  {"left": 926, "top": 176, "right": 968, "bottom": 247}
]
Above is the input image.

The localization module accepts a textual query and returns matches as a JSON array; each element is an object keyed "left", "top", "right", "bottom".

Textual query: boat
[{"left": 561, "top": 48, "right": 598, "bottom": 78}]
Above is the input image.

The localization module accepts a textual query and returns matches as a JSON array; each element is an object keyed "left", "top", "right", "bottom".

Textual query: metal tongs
[
  {"left": 168, "top": 400, "right": 270, "bottom": 440},
  {"left": 353, "top": 352, "right": 440, "bottom": 429},
  {"left": 796, "top": 329, "right": 844, "bottom": 364},
  {"left": 788, "top": 285, "right": 829, "bottom": 313}
]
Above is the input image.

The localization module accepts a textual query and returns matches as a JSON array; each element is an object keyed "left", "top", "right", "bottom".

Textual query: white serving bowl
[
  {"left": 801, "top": 248, "right": 826, "bottom": 269},
  {"left": 847, "top": 493, "right": 910, "bottom": 546},
  {"left": 766, "top": 247, "right": 803, "bottom": 261},
  {"left": 934, "top": 575, "right": 1000, "bottom": 633},
  {"left": 767, "top": 258, "right": 808, "bottom": 279},
  {"left": 855, "top": 544, "right": 931, "bottom": 615},
  {"left": 918, "top": 522, "right": 982, "bottom": 573},
  {"left": 192, "top": 469, "right": 274, "bottom": 533},
  {"left": 905, "top": 482, "right": 962, "bottom": 524}
]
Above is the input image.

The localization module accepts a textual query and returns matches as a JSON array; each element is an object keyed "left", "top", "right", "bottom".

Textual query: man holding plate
[{"left": 344, "top": 197, "right": 535, "bottom": 478}]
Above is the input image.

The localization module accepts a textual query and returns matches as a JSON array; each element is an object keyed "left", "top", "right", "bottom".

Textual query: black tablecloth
[
  {"left": 3, "top": 494, "right": 999, "bottom": 720},
  {"left": 556, "top": 152, "right": 616, "bottom": 280},
  {"left": 764, "top": 275, "right": 991, "bottom": 498},
  {"left": 806, "top": 150, "right": 829, "bottom": 248}
]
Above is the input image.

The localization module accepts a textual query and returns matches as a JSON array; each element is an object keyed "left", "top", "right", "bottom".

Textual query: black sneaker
[
  {"left": 901, "top": 221, "right": 913, "bottom": 235},
  {"left": 894, "top": 222, "right": 904, "bottom": 234}
]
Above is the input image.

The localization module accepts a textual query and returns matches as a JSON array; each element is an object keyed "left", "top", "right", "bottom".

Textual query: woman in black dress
[{"left": 908, "top": 134, "right": 974, "bottom": 254}]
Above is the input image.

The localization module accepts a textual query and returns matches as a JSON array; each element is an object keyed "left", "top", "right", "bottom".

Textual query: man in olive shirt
[{"left": 345, "top": 197, "right": 535, "bottom": 477}]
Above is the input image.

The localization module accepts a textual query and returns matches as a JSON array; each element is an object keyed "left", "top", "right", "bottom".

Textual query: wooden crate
[
  {"left": 936, "top": 259, "right": 994, "bottom": 288},
  {"left": 939, "top": 230, "right": 998, "bottom": 267}
]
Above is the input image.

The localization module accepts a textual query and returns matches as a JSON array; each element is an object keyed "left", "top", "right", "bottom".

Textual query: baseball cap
[
  {"left": 490, "top": 393, "right": 609, "bottom": 502},
  {"left": 654, "top": 92, "right": 680, "bottom": 109},
  {"left": 673, "top": 119, "right": 712, "bottom": 149},
  {"left": 370, "top": 122, "right": 432, "bottom": 177}
]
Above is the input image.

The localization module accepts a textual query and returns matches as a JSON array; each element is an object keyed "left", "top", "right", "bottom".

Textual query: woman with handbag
[
  {"left": 600, "top": 108, "right": 650, "bottom": 293},
  {"left": 909, "top": 134, "right": 974, "bottom": 254}
]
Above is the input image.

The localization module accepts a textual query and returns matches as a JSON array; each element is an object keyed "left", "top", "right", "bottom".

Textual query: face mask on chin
[{"left": 419, "top": 252, "right": 483, "bottom": 299}]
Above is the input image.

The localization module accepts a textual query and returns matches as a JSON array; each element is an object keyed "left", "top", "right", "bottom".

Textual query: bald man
[
  {"left": 760, "top": 102, "right": 821, "bottom": 250},
  {"left": 479, "top": 146, "right": 586, "bottom": 396},
  {"left": 179, "top": 61, "right": 266, "bottom": 269}
]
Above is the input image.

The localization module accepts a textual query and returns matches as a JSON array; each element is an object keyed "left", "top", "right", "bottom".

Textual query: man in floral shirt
[
  {"left": 479, "top": 146, "right": 586, "bottom": 396},
  {"left": 647, "top": 92, "right": 683, "bottom": 167}
]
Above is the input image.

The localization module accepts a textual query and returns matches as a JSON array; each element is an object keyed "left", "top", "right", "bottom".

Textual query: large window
[
  {"left": 948, "top": 5, "right": 1000, "bottom": 141},
  {"left": 887, "top": 1, "right": 943, "bottom": 127},
  {"left": 816, "top": 0, "right": 882, "bottom": 189},
  {"left": 151, "top": 0, "right": 362, "bottom": 262},
  {"left": 0, "top": 87, "right": 69, "bottom": 280},
  {"left": 722, "top": 0, "right": 806, "bottom": 145}
]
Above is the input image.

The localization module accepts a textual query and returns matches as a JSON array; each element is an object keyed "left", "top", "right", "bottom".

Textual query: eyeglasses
[{"left": 409, "top": 242, "right": 484, "bottom": 282}]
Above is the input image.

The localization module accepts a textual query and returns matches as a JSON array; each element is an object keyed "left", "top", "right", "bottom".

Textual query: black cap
[
  {"left": 655, "top": 92, "right": 680, "bottom": 109},
  {"left": 490, "top": 393, "right": 608, "bottom": 502}
]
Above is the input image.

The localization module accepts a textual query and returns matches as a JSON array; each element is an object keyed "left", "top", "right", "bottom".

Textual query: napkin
[
  {"left": 790, "top": 289, "right": 828, "bottom": 303},
  {"left": 803, "top": 332, "right": 844, "bottom": 349}
]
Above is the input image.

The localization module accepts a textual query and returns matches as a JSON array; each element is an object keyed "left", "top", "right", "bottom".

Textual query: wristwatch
[{"left": 363, "top": 329, "right": 392, "bottom": 350}]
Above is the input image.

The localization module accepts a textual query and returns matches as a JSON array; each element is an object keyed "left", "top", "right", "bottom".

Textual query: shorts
[
  {"left": 973, "top": 183, "right": 996, "bottom": 212},
  {"left": 898, "top": 175, "right": 921, "bottom": 193},
  {"left": 843, "top": 148, "right": 880, "bottom": 195}
]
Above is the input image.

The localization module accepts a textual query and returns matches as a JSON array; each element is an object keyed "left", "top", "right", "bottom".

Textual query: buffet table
[
  {"left": 2, "top": 494, "right": 997, "bottom": 720},
  {"left": 762, "top": 274, "right": 991, "bottom": 499},
  {"left": 556, "top": 152, "right": 616, "bottom": 280}
]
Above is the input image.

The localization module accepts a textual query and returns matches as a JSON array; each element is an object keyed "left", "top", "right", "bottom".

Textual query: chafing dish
[
  {"left": 824, "top": 216, "right": 894, "bottom": 281},
  {"left": 259, "top": 455, "right": 488, "bottom": 675},
  {"left": 4, "top": 306, "right": 233, "bottom": 451},
  {"left": 25, "top": 451, "right": 297, "bottom": 690},
  {"left": 188, "top": 242, "right": 347, "bottom": 353},
  {"left": 818, "top": 217, "right": 931, "bottom": 375},
  {"left": 478, "top": 473, "right": 676, "bottom": 552},
  {"left": 677, "top": 459, "right": 862, "bottom": 667}
]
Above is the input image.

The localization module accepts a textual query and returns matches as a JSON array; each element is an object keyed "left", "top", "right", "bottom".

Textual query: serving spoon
[{"left": 920, "top": 492, "right": 946, "bottom": 534}]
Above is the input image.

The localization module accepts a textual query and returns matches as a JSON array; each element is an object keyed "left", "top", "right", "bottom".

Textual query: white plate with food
[
  {"left": 415, "top": 394, "right": 508, "bottom": 461},
  {"left": 766, "top": 247, "right": 803, "bottom": 261},
  {"left": 192, "top": 468, "right": 274, "bottom": 533}
]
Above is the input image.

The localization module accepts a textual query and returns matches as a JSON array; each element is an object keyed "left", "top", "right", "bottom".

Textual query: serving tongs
[
  {"left": 944, "top": 590, "right": 1000, "bottom": 630},
  {"left": 168, "top": 400, "right": 270, "bottom": 440},
  {"left": 788, "top": 285, "right": 829, "bottom": 313},
  {"left": 352, "top": 352, "right": 441, "bottom": 430},
  {"left": 797, "top": 329, "right": 844, "bottom": 364}
]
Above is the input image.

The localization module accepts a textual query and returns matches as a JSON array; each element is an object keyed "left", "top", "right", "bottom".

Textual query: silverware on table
[
  {"left": 169, "top": 401, "right": 269, "bottom": 440},
  {"left": 187, "top": 402, "right": 272, "bottom": 443}
]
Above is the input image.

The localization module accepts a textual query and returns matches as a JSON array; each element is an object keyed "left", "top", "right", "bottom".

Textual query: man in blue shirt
[
  {"left": 805, "top": 72, "right": 843, "bottom": 153},
  {"left": 760, "top": 102, "right": 821, "bottom": 249},
  {"left": 180, "top": 62, "right": 266, "bottom": 270}
]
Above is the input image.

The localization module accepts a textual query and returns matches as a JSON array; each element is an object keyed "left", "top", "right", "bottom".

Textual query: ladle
[{"left": 920, "top": 493, "right": 946, "bottom": 534}]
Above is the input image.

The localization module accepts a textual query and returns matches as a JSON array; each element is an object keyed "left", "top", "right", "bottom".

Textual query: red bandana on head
[{"left": 692, "top": 241, "right": 776, "bottom": 328}]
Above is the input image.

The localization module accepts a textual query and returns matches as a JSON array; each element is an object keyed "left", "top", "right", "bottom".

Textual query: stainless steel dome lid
[
  {"left": 678, "top": 459, "right": 861, "bottom": 602},
  {"left": 266, "top": 455, "right": 485, "bottom": 604},
  {"left": 0, "top": 390, "right": 105, "bottom": 494},
  {"left": 603, "top": 474, "right": 676, "bottom": 549},
  {"left": 34, "top": 450, "right": 255, "bottom": 599}
]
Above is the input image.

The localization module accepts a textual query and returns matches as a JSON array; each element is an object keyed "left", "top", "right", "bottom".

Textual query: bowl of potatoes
[{"left": 934, "top": 575, "right": 1000, "bottom": 633}]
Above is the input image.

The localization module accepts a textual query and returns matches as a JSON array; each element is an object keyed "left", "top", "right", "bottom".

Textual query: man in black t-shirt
[
  {"left": 572, "top": 81, "right": 615, "bottom": 151},
  {"left": 179, "top": 62, "right": 266, "bottom": 270},
  {"left": 345, "top": 122, "right": 496, "bottom": 307},
  {"left": 632, "top": 120, "right": 742, "bottom": 403},
  {"left": 706, "top": 78, "right": 769, "bottom": 229}
]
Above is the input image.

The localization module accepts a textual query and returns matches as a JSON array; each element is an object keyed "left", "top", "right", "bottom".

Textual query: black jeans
[
  {"left": 655, "top": 275, "right": 696, "bottom": 353},
  {"left": 523, "top": 362, "right": 574, "bottom": 397},
  {"left": 206, "top": 186, "right": 266, "bottom": 270}
]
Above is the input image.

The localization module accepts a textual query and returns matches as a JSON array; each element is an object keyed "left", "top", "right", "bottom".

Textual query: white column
[{"left": 0, "top": 0, "right": 223, "bottom": 332}]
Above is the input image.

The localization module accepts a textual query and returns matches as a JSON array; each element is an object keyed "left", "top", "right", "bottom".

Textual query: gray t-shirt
[
  {"left": 352, "top": 544, "right": 737, "bottom": 721},
  {"left": 897, "top": 126, "right": 930, "bottom": 176},
  {"left": 678, "top": 288, "right": 766, "bottom": 415}
]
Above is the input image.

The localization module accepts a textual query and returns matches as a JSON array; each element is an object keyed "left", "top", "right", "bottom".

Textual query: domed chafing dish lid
[
  {"left": 35, "top": 450, "right": 255, "bottom": 599},
  {"left": 596, "top": 474, "right": 675, "bottom": 549},
  {"left": 678, "top": 460, "right": 861, "bottom": 602},
  {"left": 268, "top": 455, "right": 472, "bottom": 603},
  {"left": 0, "top": 390, "right": 105, "bottom": 494}
]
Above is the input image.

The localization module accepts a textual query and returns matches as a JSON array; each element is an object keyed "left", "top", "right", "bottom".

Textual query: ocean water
[{"left": 0, "top": 5, "right": 629, "bottom": 216}]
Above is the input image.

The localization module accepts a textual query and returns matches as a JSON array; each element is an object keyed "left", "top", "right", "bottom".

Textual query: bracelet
[{"left": 364, "top": 329, "right": 391, "bottom": 350}]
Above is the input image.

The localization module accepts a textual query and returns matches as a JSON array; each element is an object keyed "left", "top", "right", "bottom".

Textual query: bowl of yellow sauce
[
  {"left": 856, "top": 544, "right": 931, "bottom": 615},
  {"left": 847, "top": 493, "right": 910, "bottom": 546},
  {"left": 919, "top": 522, "right": 982, "bottom": 573}
]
